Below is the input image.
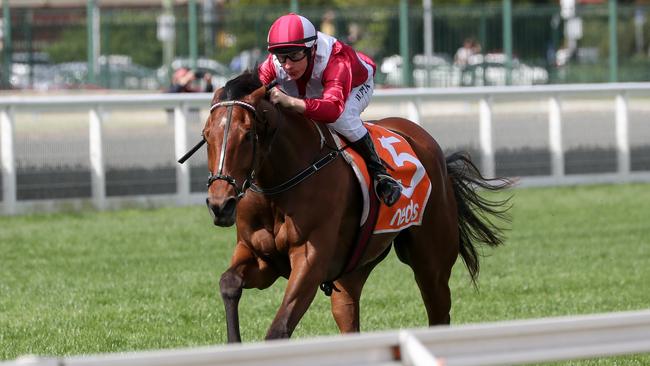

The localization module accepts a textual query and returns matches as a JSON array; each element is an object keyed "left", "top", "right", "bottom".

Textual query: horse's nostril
[
  {"left": 206, "top": 196, "right": 237, "bottom": 226},
  {"left": 222, "top": 197, "right": 237, "bottom": 214},
  {"left": 206, "top": 198, "right": 218, "bottom": 220}
]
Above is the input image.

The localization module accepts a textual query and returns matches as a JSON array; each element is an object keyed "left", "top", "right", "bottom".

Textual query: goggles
[{"left": 275, "top": 49, "right": 308, "bottom": 63}]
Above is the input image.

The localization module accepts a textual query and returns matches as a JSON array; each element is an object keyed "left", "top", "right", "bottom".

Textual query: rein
[
  {"left": 179, "top": 89, "right": 346, "bottom": 200},
  {"left": 178, "top": 81, "right": 368, "bottom": 297},
  {"left": 250, "top": 121, "right": 344, "bottom": 195},
  {"left": 250, "top": 149, "right": 341, "bottom": 195}
]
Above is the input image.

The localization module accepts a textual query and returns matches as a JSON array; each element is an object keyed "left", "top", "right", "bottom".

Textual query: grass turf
[{"left": 1, "top": 184, "right": 649, "bottom": 364}]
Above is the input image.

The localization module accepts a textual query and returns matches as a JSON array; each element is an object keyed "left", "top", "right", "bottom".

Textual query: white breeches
[{"left": 328, "top": 63, "right": 374, "bottom": 143}]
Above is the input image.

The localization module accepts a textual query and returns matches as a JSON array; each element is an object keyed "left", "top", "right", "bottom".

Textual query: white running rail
[
  {"left": 2, "top": 83, "right": 650, "bottom": 215},
  {"left": 3, "top": 310, "right": 650, "bottom": 366}
]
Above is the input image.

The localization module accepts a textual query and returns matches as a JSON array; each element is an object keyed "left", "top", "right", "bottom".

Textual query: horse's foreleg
[
  {"left": 219, "top": 267, "right": 244, "bottom": 342},
  {"left": 265, "top": 243, "right": 324, "bottom": 340},
  {"left": 220, "top": 242, "right": 279, "bottom": 343}
]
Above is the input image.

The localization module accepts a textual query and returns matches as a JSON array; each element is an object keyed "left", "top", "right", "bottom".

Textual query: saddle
[
  {"left": 331, "top": 122, "right": 432, "bottom": 233},
  {"left": 318, "top": 122, "right": 432, "bottom": 295}
]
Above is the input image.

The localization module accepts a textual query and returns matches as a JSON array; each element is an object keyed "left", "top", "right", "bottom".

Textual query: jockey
[{"left": 258, "top": 13, "right": 402, "bottom": 207}]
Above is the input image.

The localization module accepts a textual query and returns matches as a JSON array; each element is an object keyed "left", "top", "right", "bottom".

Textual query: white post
[
  {"left": 399, "top": 331, "right": 442, "bottom": 366},
  {"left": 93, "top": 3, "right": 101, "bottom": 75},
  {"left": 423, "top": 0, "right": 433, "bottom": 87},
  {"left": 548, "top": 96, "right": 564, "bottom": 179},
  {"left": 406, "top": 99, "right": 421, "bottom": 125},
  {"left": 479, "top": 97, "right": 495, "bottom": 178},
  {"left": 615, "top": 93, "right": 630, "bottom": 177},
  {"left": 1, "top": 107, "right": 16, "bottom": 215},
  {"left": 89, "top": 107, "right": 106, "bottom": 210},
  {"left": 175, "top": 104, "right": 190, "bottom": 205}
]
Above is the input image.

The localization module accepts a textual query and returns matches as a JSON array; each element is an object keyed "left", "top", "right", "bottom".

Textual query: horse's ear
[
  {"left": 211, "top": 87, "right": 224, "bottom": 105},
  {"left": 246, "top": 85, "right": 268, "bottom": 105},
  {"left": 246, "top": 80, "right": 277, "bottom": 104}
]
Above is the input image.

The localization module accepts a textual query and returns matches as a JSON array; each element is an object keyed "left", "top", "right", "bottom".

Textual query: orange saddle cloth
[{"left": 333, "top": 122, "right": 432, "bottom": 234}]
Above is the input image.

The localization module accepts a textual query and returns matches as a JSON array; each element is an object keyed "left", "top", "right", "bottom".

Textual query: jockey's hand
[{"left": 269, "top": 87, "right": 306, "bottom": 113}]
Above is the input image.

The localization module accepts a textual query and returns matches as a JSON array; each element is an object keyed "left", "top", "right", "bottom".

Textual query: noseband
[{"left": 207, "top": 100, "right": 259, "bottom": 199}]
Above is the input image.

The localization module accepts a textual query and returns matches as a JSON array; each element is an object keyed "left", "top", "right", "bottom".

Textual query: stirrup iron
[{"left": 374, "top": 174, "right": 402, "bottom": 207}]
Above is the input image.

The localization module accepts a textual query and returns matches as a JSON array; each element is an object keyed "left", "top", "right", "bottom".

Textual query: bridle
[
  {"left": 177, "top": 80, "right": 344, "bottom": 200},
  {"left": 206, "top": 99, "right": 260, "bottom": 199},
  {"left": 203, "top": 99, "right": 341, "bottom": 199}
]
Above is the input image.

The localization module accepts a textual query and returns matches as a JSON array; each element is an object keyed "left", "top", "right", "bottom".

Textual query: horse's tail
[{"left": 446, "top": 152, "right": 512, "bottom": 286}]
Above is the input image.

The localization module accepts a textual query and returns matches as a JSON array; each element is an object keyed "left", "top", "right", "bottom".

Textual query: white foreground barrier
[{"left": 4, "top": 309, "right": 650, "bottom": 366}]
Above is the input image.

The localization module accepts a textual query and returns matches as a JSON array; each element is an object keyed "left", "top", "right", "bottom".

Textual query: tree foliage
[
  {"left": 40, "top": 0, "right": 649, "bottom": 81},
  {"left": 45, "top": 12, "right": 162, "bottom": 68}
]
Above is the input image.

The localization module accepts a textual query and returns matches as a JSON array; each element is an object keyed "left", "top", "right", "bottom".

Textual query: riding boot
[{"left": 351, "top": 132, "right": 402, "bottom": 206}]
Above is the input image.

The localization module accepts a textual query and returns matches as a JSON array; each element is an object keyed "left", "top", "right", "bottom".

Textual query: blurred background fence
[
  {"left": 3, "top": 1, "right": 650, "bottom": 215},
  {"left": 2, "top": 1, "right": 650, "bottom": 91},
  {"left": 2, "top": 84, "right": 650, "bottom": 215}
]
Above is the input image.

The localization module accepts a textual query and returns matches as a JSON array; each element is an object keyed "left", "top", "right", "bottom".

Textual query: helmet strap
[
  {"left": 307, "top": 45, "right": 316, "bottom": 68},
  {"left": 296, "top": 46, "right": 316, "bottom": 88}
]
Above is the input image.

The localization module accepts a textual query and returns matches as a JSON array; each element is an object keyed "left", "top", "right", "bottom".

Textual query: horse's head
[{"left": 202, "top": 71, "right": 274, "bottom": 226}]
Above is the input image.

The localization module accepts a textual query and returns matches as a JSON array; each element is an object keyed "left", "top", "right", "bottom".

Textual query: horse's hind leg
[
  {"left": 220, "top": 242, "right": 279, "bottom": 343},
  {"left": 394, "top": 208, "right": 459, "bottom": 325},
  {"left": 330, "top": 247, "right": 391, "bottom": 333}
]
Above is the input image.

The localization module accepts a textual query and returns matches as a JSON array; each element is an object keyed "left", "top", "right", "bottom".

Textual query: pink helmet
[{"left": 267, "top": 13, "right": 317, "bottom": 52}]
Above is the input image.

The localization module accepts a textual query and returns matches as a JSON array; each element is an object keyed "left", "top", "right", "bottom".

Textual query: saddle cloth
[{"left": 331, "top": 122, "right": 432, "bottom": 234}]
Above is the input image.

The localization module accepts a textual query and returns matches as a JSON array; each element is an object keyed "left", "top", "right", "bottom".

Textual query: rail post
[
  {"left": 89, "top": 106, "right": 106, "bottom": 210},
  {"left": 1, "top": 107, "right": 16, "bottom": 215},
  {"left": 615, "top": 92, "right": 630, "bottom": 177},
  {"left": 479, "top": 96, "right": 495, "bottom": 178},
  {"left": 548, "top": 96, "right": 564, "bottom": 179},
  {"left": 175, "top": 103, "right": 190, "bottom": 205}
]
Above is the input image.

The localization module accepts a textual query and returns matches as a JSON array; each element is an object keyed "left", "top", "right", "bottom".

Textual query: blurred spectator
[
  {"left": 230, "top": 48, "right": 263, "bottom": 73},
  {"left": 454, "top": 38, "right": 477, "bottom": 66},
  {"left": 546, "top": 41, "right": 557, "bottom": 67},
  {"left": 471, "top": 40, "right": 482, "bottom": 57},
  {"left": 320, "top": 10, "right": 336, "bottom": 36},
  {"left": 455, "top": 38, "right": 482, "bottom": 86},
  {"left": 346, "top": 22, "right": 362, "bottom": 46},
  {"left": 167, "top": 67, "right": 213, "bottom": 93}
]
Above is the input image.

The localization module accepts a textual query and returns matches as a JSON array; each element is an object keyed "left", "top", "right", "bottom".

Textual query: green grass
[{"left": 1, "top": 184, "right": 650, "bottom": 365}]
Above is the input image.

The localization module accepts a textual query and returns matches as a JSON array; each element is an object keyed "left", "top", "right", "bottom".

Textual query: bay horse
[{"left": 179, "top": 71, "right": 511, "bottom": 342}]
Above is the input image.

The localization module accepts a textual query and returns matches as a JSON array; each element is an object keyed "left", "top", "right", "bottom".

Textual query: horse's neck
[{"left": 256, "top": 110, "right": 324, "bottom": 187}]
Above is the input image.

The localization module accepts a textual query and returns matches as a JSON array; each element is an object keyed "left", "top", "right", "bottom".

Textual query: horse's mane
[{"left": 221, "top": 68, "right": 263, "bottom": 101}]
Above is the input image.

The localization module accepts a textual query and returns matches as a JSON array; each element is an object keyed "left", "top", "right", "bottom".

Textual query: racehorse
[{"left": 178, "top": 70, "right": 511, "bottom": 342}]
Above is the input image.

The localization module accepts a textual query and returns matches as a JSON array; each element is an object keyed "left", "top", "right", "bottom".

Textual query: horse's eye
[{"left": 244, "top": 131, "right": 254, "bottom": 142}]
